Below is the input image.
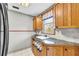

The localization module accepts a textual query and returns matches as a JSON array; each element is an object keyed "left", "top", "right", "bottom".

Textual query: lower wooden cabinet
[
  {"left": 32, "top": 39, "right": 79, "bottom": 56},
  {"left": 32, "top": 45, "right": 38, "bottom": 56},
  {"left": 41, "top": 44, "right": 46, "bottom": 56},
  {"left": 46, "top": 46, "right": 63, "bottom": 56},
  {"left": 63, "top": 46, "right": 79, "bottom": 56},
  {"left": 53, "top": 46, "right": 63, "bottom": 56},
  {"left": 63, "top": 46, "right": 75, "bottom": 56},
  {"left": 46, "top": 47, "right": 53, "bottom": 56}
]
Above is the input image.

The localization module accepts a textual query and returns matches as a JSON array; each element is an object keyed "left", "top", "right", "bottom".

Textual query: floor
[{"left": 8, "top": 48, "right": 34, "bottom": 56}]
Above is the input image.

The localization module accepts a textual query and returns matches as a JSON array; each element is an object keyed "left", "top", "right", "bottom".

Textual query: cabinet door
[
  {"left": 32, "top": 39, "right": 38, "bottom": 56},
  {"left": 71, "top": 3, "right": 79, "bottom": 26},
  {"left": 46, "top": 46, "right": 63, "bottom": 56},
  {"left": 42, "top": 44, "right": 46, "bottom": 56},
  {"left": 33, "top": 16, "right": 43, "bottom": 31},
  {"left": 36, "top": 16, "right": 43, "bottom": 30},
  {"left": 33, "top": 17, "right": 36, "bottom": 31},
  {"left": 53, "top": 46, "right": 63, "bottom": 56},
  {"left": 55, "top": 3, "right": 64, "bottom": 27},
  {"left": 33, "top": 46, "right": 38, "bottom": 56},
  {"left": 46, "top": 47, "right": 54, "bottom": 56},
  {"left": 56, "top": 3, "right": 72, "bottom": 28},
  {"left": 56, "top": 3, "right": 79, "bottom": 28},
  {"left": 64, "top": 46, "right": 75, "bottom": 56},
  {"left": 63, "top": 3, "right": 71, "bottom": 26}
]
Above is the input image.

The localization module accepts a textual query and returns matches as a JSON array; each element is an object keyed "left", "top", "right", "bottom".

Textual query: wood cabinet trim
[{"left": 57, "top": 26, "right": 79, "bottom": 28}]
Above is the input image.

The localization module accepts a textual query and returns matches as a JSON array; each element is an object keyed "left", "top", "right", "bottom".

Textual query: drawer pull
[
  {"left": 65, "top": 49, "right": 67, "bottom": 51},
  {"left": 56, "top": 26, "right": 58, "bottom": 28},
  {"left": 47, "top": 48, "right": 49, "bottom": 50}
]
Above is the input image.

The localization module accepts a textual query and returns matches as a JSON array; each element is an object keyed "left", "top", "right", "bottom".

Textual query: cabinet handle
[
  {"left": 56, "top": 26, "right": 58, "bottom": 28},
  {"left": 65, "top": 48, "right": 67, "bottom": 51},
  {"left": 47, "top": 48, "right": 49, "bottom": 50}
]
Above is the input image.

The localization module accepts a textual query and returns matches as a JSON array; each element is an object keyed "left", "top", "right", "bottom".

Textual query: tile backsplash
[
  {"left": 60, "top": 29, "right": 79, "bottom": 39},
  {"left": 47, "top": 28, "right": 79, "bottom": 43}
]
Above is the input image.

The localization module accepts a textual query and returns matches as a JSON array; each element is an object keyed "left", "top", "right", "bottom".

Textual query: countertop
[{"left": 32, "top": 35, "right": 79, "bottom": 46}]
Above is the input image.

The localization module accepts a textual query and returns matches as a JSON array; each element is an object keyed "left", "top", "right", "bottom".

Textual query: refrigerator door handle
[{"left": 0, "top": 3, "right": 9, "bottom": 56}]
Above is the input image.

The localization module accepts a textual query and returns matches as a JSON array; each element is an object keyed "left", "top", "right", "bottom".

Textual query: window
[{"left": 42, "top": 10, "right": 55, "bottom": 34}]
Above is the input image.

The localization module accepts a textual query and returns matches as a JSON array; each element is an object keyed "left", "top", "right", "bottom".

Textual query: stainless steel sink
[
  {"left": 35, "top": 35, "right": 56, "bottom": 44},
  {"left": 43, "top": 38, "right": 56, "bottom": 44},
  {"left": 36, "top": 36, "right": 49, "bottom": 40}
]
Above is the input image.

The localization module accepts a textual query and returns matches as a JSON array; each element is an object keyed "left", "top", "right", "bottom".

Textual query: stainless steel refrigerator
[{"left": 0, "top": 3, "right": 9, "bottom": 56}]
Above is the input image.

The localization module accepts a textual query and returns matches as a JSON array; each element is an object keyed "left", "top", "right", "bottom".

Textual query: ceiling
[{"left": 8, "top": 3, "right": 54, "bottom": 16}]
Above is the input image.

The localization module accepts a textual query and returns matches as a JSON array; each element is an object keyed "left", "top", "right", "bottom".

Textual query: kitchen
[{"left": 0, "top": 3, "right": 79, "bottom": 56}]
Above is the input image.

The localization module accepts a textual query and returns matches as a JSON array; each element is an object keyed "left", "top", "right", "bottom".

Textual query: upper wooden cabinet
[
  {"left": 55, "top": 3, "right": 64, "bottom": 27},
  {"left": 33, "top": 3, "right": 79, "bottom": 30},
  {"left": 71, "top": 3, "right": 79, "bottom": 26},
  {"left": 55, "top": 3, "right": 79, "bottom": 28},
  {"left": 33, "top": 16, "right": 43, "bottom": 31}
]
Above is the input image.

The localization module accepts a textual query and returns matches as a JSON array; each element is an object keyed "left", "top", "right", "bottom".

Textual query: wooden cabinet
[
  {"left": 32, "top": 45, "right": 38, "bottom": 56},
  {"left": 46, "top": 46, "right": 63, "bottom": 56},
  {"left": 55, "top": 3, "right": 79, "bottom": 28},
  {"left": 55, "top": 3, "right": 64, "bottom": 27},
  {"left": 32, "top": 39, "right": 79, "bottom": 56},
  {"left": 33, "top": 16, "right": 43, "bottom": 31},
  {"left": 63, "top": 46, "right": 79, "bottom": 56},
  {"left": 71, "top": 3, "right": 79, "bottom": 26},
  {"left": 46, "top": 45, "right": 79, "bottom": 56},
  {"left": 63, "top": 3, "right": 71, "bottom": 26},
  {"left": 33, "top": 3, "right": 79, "bottom": 29},
  {"left": 53, "top": 46, "right": 63, "bottom": 56},
  {"left": 63, "top": 46, "right": 75, "bottom": 56},
  {"left": 46, "top": 47, "right": 53, "bottom": 56},
  {"left": 55, "top": 3, "right": 71, "bottom": 28},
  {"left": 32, "top": 39, "right": 38, "bottom": 56},
  {"left": 41, "top": 44, "right": 46, "bottom": 56}
]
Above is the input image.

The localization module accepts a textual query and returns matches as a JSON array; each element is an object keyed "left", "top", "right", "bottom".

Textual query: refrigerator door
[
  {"left": 0, "top": 3, "right": 9, "bottom": 56},
  {"left": 0, "top": 5, "right": 4, "bottom": 56}
]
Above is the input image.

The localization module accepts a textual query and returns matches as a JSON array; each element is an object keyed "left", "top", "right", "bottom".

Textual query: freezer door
[{"left": 0, "top": 3, "right": 9, "bottom": 56}]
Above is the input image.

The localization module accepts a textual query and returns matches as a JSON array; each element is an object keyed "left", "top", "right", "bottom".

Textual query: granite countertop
[
  {"left": 42, "top": 39, "right": 79, "bottom": 46},
  {"left": 32, "top": 35, "right": 79, "bottom": 46}
]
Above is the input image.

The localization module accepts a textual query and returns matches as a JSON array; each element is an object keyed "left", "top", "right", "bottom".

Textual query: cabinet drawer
[
  {"left": 46, "top": 46, "right": 63, "bottom": 56},
  {"left": 46, "top": 47, "right": 54, "bottom": 56},
  {"left": 64, "top": 46, "right": 75, "bottom": 56}
]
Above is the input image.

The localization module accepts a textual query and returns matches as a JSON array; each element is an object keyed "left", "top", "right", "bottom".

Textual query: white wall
[{"left": 8, "top": 10, "right": 34, "bottom": 53}]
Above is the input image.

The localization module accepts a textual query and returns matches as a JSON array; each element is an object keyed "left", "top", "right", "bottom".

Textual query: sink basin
[
  {"left": 35, "top": 36, "right": 56, "bottom": 44},
  {"left": 36, "top": 36, "right": 49, "bottom": 40},
  {"left": 43, "top": 40, "right": 55, "bottom": 44},
  {"left": 43, "top": 38, "right": 56, "bottom": 44}
]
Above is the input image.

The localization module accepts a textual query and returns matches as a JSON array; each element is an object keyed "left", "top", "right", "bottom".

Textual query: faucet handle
[{"left": 45, "top": 35, "right": 47, "bottom": 37}]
